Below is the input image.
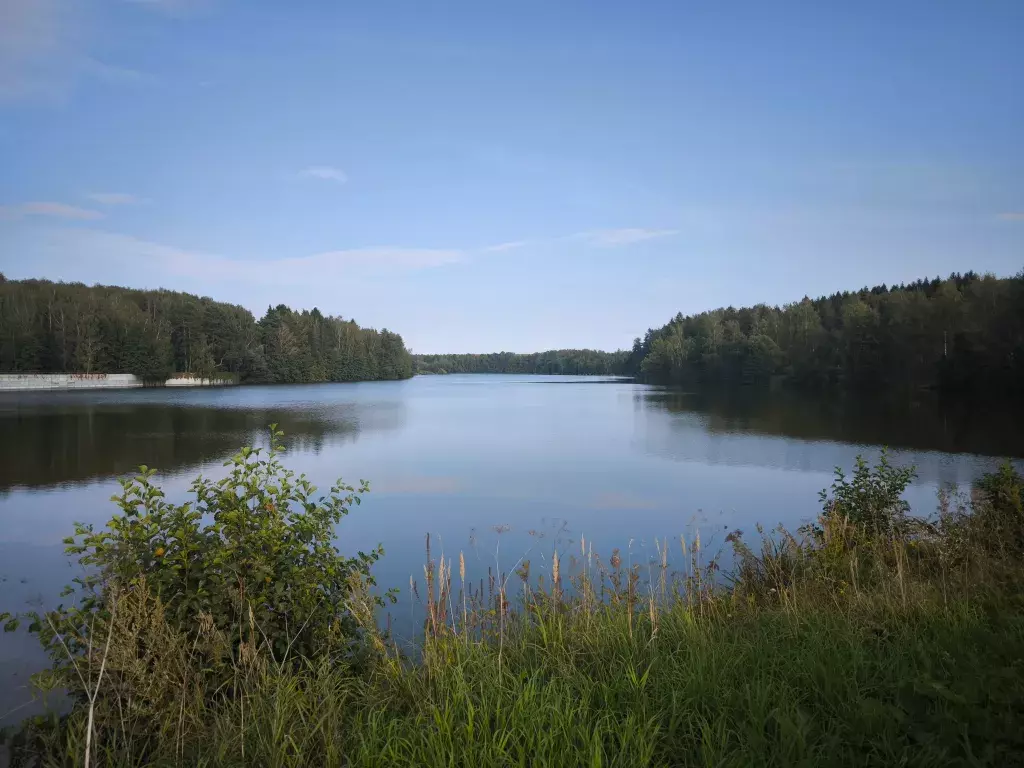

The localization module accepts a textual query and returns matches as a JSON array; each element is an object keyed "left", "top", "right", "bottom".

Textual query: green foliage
[
  {"left": 414, "top": 349, "right": 628, "bottom": 376},
  {"left": 0, "top": 278, "right": 413, "bottom": 383},
  {"left": 969, "top": 461, "right": 1024, "bottom": 558},
  {"left": 628, "top": 271, "right": 1024, "bottom": 394},
  {"left": 25, "top": 427, "right": 388, "bottom": 699},
  {"left": 975, "top": 461, "right": 1024, "bottom": 519},
  {"left": 819, "top": 450, "right": 917, "bottom": 534}
]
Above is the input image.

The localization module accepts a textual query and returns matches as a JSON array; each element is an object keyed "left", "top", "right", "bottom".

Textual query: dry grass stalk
[
  {"left": 460, "top": 551, "right": 467, "bottom": 640},
  {"left": 425, "top": 533, "right": 436, "bottom": 638},
  {"left": 552, "top": 550, "right": 561, "bottom": 605},
  {"left": 659, "top": 537, "right": 668, "bottom": 602},
  {"left": 648, "top": 590, "right": 658, "bottom": 642}
]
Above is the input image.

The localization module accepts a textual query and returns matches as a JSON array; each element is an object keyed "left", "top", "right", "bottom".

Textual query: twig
[{"left": 84, "top": 594, "right": 118, "bottom": 768}]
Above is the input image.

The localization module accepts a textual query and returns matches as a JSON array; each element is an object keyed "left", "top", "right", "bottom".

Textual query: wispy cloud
[
  {"left": 480, "top": 228, "right": 678, "bottom": 254},
  {"left": 0, "top": 202, "right": 104, "bottom": 221},
  {"left": 87, "top": 192, "right": 146, "bottom": 206},
  {"left": 997, "top": 212, "right": 1024, "bottom": 222},
  {"left": 481, "top": 240, "right": 527, "bottom": 253},
  {"left": 300, "top": 166, "right": 348, "bottom": 183},
  {"left": 7, "top": 219, "right": 681, "bottom": 297},
  {"left": 275, "top": 247, "right": 464, "bottom": 275},
  {"left": 80, "top": 58, "right": 149, "bottom": 85},
  {"left": 572, "top": 228, "right": 679, "bottom": 247},
  {"left": 25, "top": 230, "right": 463, "bottom": 283}
]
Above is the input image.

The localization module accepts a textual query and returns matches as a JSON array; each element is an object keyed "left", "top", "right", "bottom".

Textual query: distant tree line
[
  {"left": 0, "top": 276, "right": 413, "bottom": 383},
  {"left": 624, "top": 272, "right": 1024, "bottom": 394},
  {"left": 6, "top": 271, "right": 1020, "bottom": 394},
  {"left": 414, "top": 350, "right": 628, "bottom": 376}
]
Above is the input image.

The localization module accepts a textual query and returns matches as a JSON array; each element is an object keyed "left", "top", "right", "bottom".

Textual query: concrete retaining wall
[
  {"left": 0, "top": 374, "right": 238, "bottom": 392},
  {"left": 0, "top": 373, "right": 143, "bottom": 391},
  {"left": 165, "top": 376, "right": 235, "bottom": 387}
]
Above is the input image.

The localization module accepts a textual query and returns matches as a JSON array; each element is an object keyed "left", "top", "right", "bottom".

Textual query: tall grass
[{"left": 4, "top": 452, "right": 1024, "bottom": 767}]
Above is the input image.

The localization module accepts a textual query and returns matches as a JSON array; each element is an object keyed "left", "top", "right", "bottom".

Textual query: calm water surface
[{"left": 2, "top": 374, "right": 1023, "bottom": 720}]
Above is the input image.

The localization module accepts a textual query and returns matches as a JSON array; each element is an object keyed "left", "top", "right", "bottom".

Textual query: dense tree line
[
  {"left": 6, "top": 271, "right": 1020, "bottom": 394},
  {"left": 0, "top": 276, "right": 413, "bottom": 383},
  {"left": 625, "top": 272, "right": 1024, "bottom": 394},
  {"left": 414, "top": 350, "right": 628, "bottom": 376}
]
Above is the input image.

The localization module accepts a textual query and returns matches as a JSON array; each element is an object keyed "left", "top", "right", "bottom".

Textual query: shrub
[
  {"left": 966, "top": 460, "right": 1024, "bottom": 559},
  {"left": 975, "top": 461, "right": 1024, "bottom": 518},
  {"left": 819, "top": 449, "right": 915, "bottom": 535},
  {"left": 26, "top": 425, "right": 389, "bottom": 701}
]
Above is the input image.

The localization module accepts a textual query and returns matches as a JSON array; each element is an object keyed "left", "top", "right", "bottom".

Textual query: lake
[{"left": 2, "top": 374, "right": 1023, "bottom": 722}]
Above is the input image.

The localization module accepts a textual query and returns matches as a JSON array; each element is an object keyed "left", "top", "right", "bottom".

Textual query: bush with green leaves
[
  {"left": 728, "top": 451, "right": 919, "bottom": 599},
  {"left": 819, "top": 449, "right": 916, "bottom": 535},
  {"left": 25, "top": 426, "right": 389, "bottom": 688},
  {"left": 957, "top": 460, "right": 1024, "bottom": 561}
]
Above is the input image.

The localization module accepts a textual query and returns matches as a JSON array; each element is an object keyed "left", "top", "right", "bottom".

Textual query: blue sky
[{"left": 1, "top": 0, "right": 1022, "bottom": 353}]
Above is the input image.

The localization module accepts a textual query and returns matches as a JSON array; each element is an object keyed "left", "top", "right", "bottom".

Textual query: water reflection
[
  {"left": 0, "top": 387, "right": 407, "bottom": 492},
  {"left": 638, "top": 389, "right": 1024, "bottom": 487},
  {"left": 641, "top": 390, "right": 1024, "bottom": 457}
]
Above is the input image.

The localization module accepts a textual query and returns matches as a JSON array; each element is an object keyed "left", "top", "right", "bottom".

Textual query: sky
[{"left": 0, "top": 0, "right": 1022, "bottom": 353}]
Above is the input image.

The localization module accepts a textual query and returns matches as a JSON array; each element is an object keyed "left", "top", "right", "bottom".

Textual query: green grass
[
  {"left": 349, "top": 600, "right": 1024, "bottom": 767},
  {"left": 5, "top": 452, "right": 1024, "bottom": 767},
  {"left": 12, "top": 586, "right": 1024, "bottom": 766},
  {"left": 19, "top": 603, "right": 1024, "bottom": 766}
]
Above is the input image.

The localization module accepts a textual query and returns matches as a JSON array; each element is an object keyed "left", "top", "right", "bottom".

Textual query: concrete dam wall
[{"left": 0, "top": 374, "right": 237, "bottom": 392}]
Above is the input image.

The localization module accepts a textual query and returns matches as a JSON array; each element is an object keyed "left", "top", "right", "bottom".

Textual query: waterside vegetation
[{"left": 2, "top": 430, "right": 1024, "bottom": 766}]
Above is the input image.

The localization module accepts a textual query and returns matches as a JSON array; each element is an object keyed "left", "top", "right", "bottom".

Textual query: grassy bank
[{"left": 3, "top": 435, "right": 1024, "bottom": 767}]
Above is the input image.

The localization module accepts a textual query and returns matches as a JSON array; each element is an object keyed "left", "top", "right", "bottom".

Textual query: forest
[
  {"left": 414, "top": 349, "right": 627, "bottom": 376},
  {"left": 0, "top": 276, "right": 413, "bottom": 383},
  {"left": 4, "top": 271, "right": 1021, "bottom": 394},
  {"left": 625, "top": 272, "right": 1024, "bottom": 394}
]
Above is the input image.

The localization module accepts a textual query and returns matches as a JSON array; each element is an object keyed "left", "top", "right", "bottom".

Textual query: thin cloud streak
[
  {"left": 278, "top": 247, "right": 464, "bottom": 275},
  {"left": 997, "top": 212, "right": 1024, "bottom": 222},
  {"left": 0, "top": 202, "right": 104, "bottom": 221},
  {"left": 478, "top": 228, "right": 678, "bottom": 254},
  {"left": 572, "top": 228, "right": 679, "bottom": 247},
  {"left": 300, "top": 166, "right": 348, "bottom": 183},
  {"left": 87, "top": 192, "right": 145, "bottom": 205},
  {"left": 30, "top": 230, "right": 464, "bottom": 284},
  {"left": 9, "top": 220, "right": 680, "bottom": 295},
  {"left": 481, "top": 240, "right": 527, "bottom": 253},
  {"left": 80, "top": 58, "right": 150, "bottom": 84}
]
